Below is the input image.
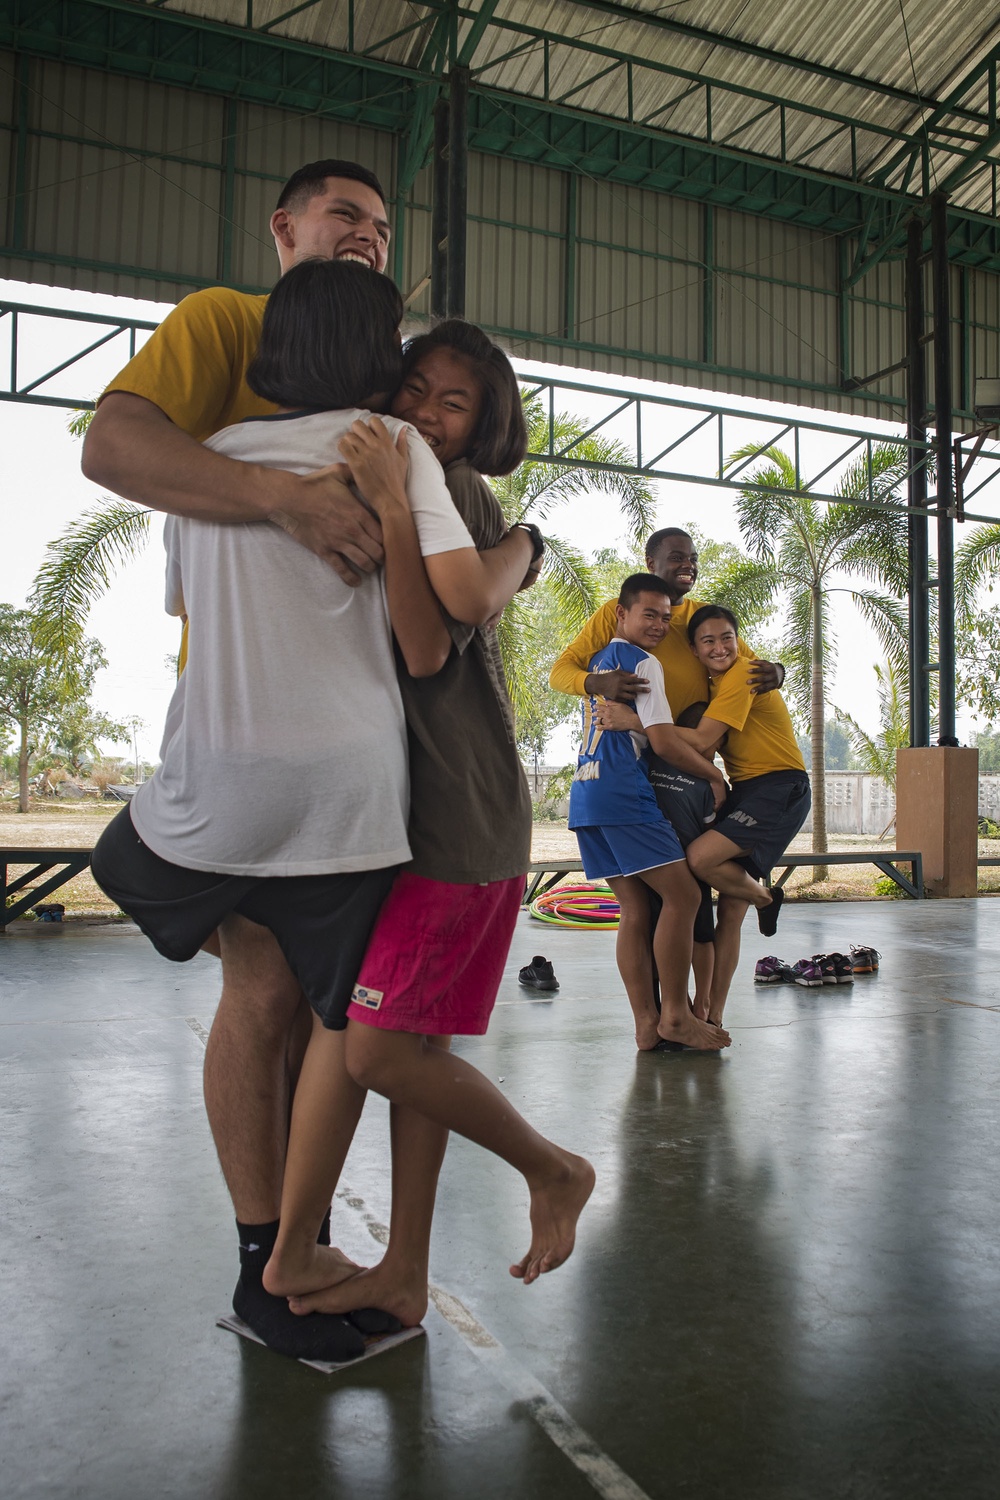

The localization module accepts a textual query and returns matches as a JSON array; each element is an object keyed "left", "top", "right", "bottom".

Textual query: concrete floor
[{"left": 2, "top": 900, "right": 999, "bottom": 1500}]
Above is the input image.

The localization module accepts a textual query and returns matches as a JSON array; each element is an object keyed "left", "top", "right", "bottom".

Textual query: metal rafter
[
  {"left": 3, "top": 0, "right": 1000, "bottom": 256},
  {"left": 6, "top": 298, "right": 1000, "bottom": 523}
]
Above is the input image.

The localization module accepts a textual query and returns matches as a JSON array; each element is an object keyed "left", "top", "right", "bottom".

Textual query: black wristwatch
[{"left": 512, "top": 521, "right": 545, "bottom": 562}]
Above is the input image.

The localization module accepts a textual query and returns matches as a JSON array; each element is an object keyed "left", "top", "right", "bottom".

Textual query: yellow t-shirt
[
  {"left": 703, "top": 660, "right": 805, "bottom": 782},
  {"left": 103, "top": 286, "right": 277, "bottom": 676},
  {"left": 102, "top": 286, "right": 276, "bottom": 441},
  {"left": 549, "top": 595, "right": 755, "bottom": 718}
]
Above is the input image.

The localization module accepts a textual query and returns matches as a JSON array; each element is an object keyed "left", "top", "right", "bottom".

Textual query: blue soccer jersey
[{"left": 568, "top": 639, "right": 674, "bottom": 828}]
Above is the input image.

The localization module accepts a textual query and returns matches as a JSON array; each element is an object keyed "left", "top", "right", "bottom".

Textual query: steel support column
[
  {"left": 446, "top": 65, "right": 469, "bottom": 318},
  {"left": 932, "top": 191, "right": 957, "bottom": 744},
  {"left": 906, "top": 216, "right": 930, "bottom": 747},
  {"left": 430, "top": 96, "right": 449, "bottom": 320}
]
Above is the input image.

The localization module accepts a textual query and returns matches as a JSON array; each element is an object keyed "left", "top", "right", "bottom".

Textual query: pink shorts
[{"left": 346, "top": 872, "right": 523, "bottom": 1035}]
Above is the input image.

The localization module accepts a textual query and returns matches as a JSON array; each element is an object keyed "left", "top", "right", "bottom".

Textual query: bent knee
[{"left": 344, "top": 1029, "right": 394, "bottom": 1093}]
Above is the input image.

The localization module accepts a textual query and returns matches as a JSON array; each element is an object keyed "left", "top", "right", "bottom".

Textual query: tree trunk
[
  {"left": 18, "top": 718, "right": 29, "bottom": 814},
  {"left": 810, "top": 584, "right": 828, "bottom": 881}
]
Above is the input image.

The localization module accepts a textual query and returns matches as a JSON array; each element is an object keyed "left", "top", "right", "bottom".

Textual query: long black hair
[
  {"left": 247, "top": 259, "right": 404, "bottom": 411},
  {"left": 400, "top": 319, "right": 527, "bottom": 475}
]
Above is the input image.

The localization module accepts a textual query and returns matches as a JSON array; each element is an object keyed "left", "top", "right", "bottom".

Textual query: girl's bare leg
[
  {"left": 686, "top": 830, "right": 770, "bottom": 909},
  {"left": 708, "top": 895, "right": 750, "bottom": 1025},
  {"left": 321, "top": 1024, "right": 593, "bottom": 1287},
  {"left": 692, "top": 941, "right": 715, "bottom": 1020},
  {"left": 262, "top": 1016, "right": 368, "bottom": 1297},
  {"left": 289, "top": 1041, "right": 453, "bottom": 1327}
]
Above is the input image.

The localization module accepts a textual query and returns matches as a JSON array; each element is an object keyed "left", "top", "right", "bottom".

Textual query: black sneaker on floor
[
  {"left": 518, "top": 955, "right": 559, "bottom": 991},
  {"left": 829, "top": 952, "right": 855, "bottom": 985},
  {"left": 851, "top": 944, "right": 881, "bottom": 974},
  {"left": 810, "top": 954, "right": 839, "bottom": 986}
]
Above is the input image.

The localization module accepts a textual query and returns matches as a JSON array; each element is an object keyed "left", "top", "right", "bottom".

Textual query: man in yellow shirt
[
  {"left": 81, "top": 159, "right": 405, "bottom": 1360},
  {"left": 549, "top": 527, "right": 784, "bottom": 715},
  {"left": 83, "top": 159, "right": 392, "bottom": 585}
]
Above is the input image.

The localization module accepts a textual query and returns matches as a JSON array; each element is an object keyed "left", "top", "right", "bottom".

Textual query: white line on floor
[
  {"left": 336, "top": 1184, "right": 651, "bottom": 1500},
  {"left": 183, "top": 1022, "right": 648, "bottom": 1498}
]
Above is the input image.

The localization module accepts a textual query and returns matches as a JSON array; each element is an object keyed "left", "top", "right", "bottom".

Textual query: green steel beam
[
  {"left": 6, "top": 296, "right": 1000, "bottom": 521},
  {"left": 3, "top": 0, "right": 1000, "bottom": 262},
  {"left": 564, "top": 0, "right": 979, "bottom": 117}
]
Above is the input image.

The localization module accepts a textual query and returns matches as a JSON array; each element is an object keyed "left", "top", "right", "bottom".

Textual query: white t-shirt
[{"left": 130, "top": 409, "right": 474, "bottom": 876}]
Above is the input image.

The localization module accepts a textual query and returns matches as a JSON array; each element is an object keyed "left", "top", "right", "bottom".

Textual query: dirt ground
[{"left": 4, "top": 799, "right": 1000, "bottom": 920}]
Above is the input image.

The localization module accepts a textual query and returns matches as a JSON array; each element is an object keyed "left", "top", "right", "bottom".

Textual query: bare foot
[
  {"left": 288, "top": 1260, "right": 428, "bottom": 1328},
  {"left": 262, "top": 1240, "right": 361, "bottom": 1299},
  {"left": 635, "top": 1019, "right": 663, "bottom": 1050},
  {"left": 656, "top": 1013, "right": 731, "bottom": 1050},
  {"left": 509, "top": 1150, "right": 595, "bottom": 1285}
]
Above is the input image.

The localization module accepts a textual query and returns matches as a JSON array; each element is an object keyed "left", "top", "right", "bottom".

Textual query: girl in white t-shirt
[{"left": 253, "top": 305, "right": 594, "bottom": 1334}]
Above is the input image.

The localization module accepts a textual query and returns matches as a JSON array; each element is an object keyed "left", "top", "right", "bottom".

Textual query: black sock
[
  {"left": 758, "top": 886, "right": 784, "bottom": 938},
  {"left": 317, "top": 1208, "right": 331, "bottom": 1247},
  {"left": 232, "top": 1217, "right": 366, "bottom": 1363}
]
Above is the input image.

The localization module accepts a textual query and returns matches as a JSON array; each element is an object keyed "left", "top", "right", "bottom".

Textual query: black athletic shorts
[
  {"left": 713, "top": 770, "right": 811, "bottom": 880},
  {"left": 91, "top": 805, "right": 398, "bottom": 1030}
]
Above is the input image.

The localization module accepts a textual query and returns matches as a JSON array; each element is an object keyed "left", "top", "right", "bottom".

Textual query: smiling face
[
  {"left": 271, "top": 176, "right": 391, "bottom": 273},
  {"left": 690, "top": 615, "right": 739, "bottom": 677},
  {"left": 391, "top": 347, "right": 483, "bottom": 467},
  {"left": 616, "top": 591, "right": 672, "bottom": 651},
  {"left": 647, "top": 533, "right": 698, "bottom": 602}
]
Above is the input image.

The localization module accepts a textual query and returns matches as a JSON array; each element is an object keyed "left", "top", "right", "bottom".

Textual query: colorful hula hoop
[{"left": 529, "top": 881, "right": 620, "bottom": 929}]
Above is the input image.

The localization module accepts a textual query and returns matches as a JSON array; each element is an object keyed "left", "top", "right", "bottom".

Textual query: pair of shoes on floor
[
  {"left": 754, "top": 953, "right": 854, "bottom": 988},
  {"left": 518, "top": 954, "right": 559, "bottom": 991},
  {"left": 849, "top": 944, "right": 880, "bottom": 974}
]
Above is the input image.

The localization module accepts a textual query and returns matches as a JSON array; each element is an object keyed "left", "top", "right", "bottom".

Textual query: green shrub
[{"left": 873, "top": 875, "right": 908, "bottom": 899}]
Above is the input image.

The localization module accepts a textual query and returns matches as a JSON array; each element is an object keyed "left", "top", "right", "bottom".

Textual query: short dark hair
[
  {"left": 687, "top": 604, "right": 739, "bottom": 643},
  {"left": 276, "top": 159, "right": 387, "bottom": 213},
  {"left": 645, "top": 527, "right": 693, "bottom": 560},
  {"left": 675, "top": 701, "right": 708, "bottom": 729},
  {"left": 399, "top": 320, "right": 527, "bottom": 475},
  {"left": 247, "top": 259, "right": 404, "bottom": 410},
  {"left": 617, "top": 572, "right": 672, "bottom": 610}
]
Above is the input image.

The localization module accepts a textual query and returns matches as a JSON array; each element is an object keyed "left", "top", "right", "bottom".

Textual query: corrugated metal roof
[{"left": 150, "top": 1, "right": 1000, "bottom": 213}]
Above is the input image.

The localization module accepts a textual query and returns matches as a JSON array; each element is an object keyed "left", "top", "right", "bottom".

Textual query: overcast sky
[{"left": 1, "top": 274, "right": 986, "bottom": 768}]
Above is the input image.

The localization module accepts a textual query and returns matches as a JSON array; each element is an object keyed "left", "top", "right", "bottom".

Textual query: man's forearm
[
  {"left": 83, "top": 393, "right": 384, "bottom": 583},
  {"left": 549, "top": 649, "right": 590, "bottom": 698},
  {"left": 83, "top": 393, "right": 284, "bottom": 521}
]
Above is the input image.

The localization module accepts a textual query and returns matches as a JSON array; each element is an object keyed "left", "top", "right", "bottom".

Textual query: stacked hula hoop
[{"left": 528, "top": 881, "right": 620, "bottom": 929}]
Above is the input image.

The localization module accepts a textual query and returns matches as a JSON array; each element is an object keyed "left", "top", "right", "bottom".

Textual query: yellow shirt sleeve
[
  {"left": 703, "top": 660, "right": 754, "bottom": 732},
  {"left": 101, "top": 287, "right": 275, "bottom": 442},
  {"left": 549, "top": 599, "right": 619, "bottom": 696}
]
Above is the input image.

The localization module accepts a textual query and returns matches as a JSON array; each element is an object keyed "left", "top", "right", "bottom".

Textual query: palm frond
[
  {"left": 538, "top": 536, "right": 600, "bottom": 635},
  {"left": 30, "top": 500, "right": 153, "bottom": 654},
  {"left": 956, "top": 523, "right": 1000, "bottom": 614},
  {"left": 847, "top": 590, "right": 909, "bottom": 675}
]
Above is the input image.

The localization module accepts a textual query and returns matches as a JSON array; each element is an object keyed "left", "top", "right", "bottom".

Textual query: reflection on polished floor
[{"left": 2, "top": 899, "right": 999, "bottom": 1499}]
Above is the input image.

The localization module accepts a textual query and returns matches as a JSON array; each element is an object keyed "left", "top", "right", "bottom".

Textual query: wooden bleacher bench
[
  {"left": 767, "top": 849, "right": 924, "bottom": 899},
  {"left": 1, "top": 849, "right": 93, "bottom": 929}
]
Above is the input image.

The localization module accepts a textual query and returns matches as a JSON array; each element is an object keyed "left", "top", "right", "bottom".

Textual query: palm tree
[
  {"left": 835, "top": 658, "right": 911, "bottom": 792},
  {"left": 716, "top": 443, "right": 911, "bottom": 881},
  {"left": 34, "top": 397, "right": 656, "bottom": 739},
  {"left": 489, "top": 394, "right": 656, "bottom": 720}
]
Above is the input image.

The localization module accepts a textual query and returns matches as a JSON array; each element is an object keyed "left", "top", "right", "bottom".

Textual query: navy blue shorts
[
  {"left": 713, "top": 770, "right": 811, "bottom": 879},
  {"left": 91, "top": 805, "right": 398, "bottom": 1030}
]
